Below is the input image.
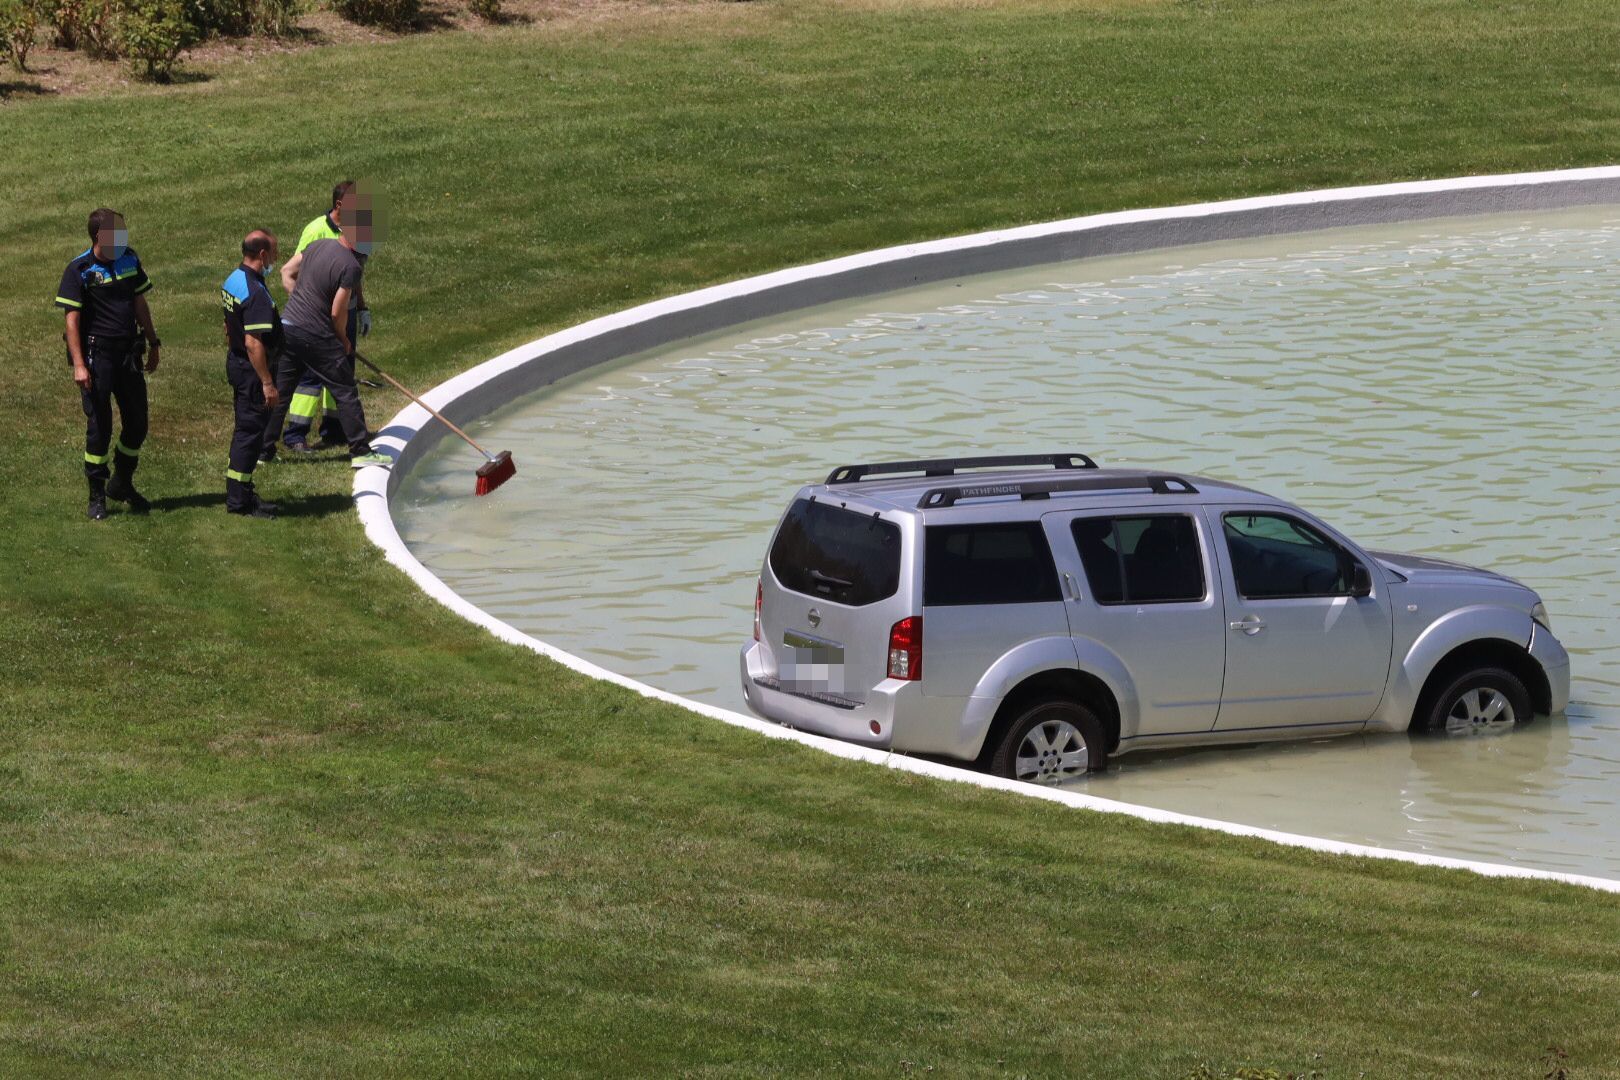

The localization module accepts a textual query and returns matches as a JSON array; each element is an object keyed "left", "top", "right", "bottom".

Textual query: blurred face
[
  {"left": 95, "top": 217, "right": 128, "bottom": 261},
  {"left": 339, "top": 186, "right": 385, "bottom": 255}
]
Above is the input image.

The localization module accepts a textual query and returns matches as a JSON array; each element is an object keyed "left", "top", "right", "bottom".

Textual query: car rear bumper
[
  {"left": 1529, "top": 623, "right": 1571, "bottom": 715},
  {"left": 739, "top": 641, "right": 903, "bottom": 748}
]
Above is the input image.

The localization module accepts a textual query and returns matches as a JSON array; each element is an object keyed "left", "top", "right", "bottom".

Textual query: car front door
[
  {"left": 1043, "top": 508, "right": 1227, "bottom": 737},
  {"left": 1208, "top": 505, "right": 1394, "bottom": 731}
]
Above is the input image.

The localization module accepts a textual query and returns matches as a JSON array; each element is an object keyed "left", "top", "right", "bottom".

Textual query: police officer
[
  {"left": 221, "top": 230, "right": 284, "bottom": 518},
  {"left": 270, "top": 180, "right": 371, "bottom": 457},
  {"left": 260, "top": 198, "right": 390, "bottom": 469},
  {"left": 55, "top": 208, "right": 162, "bottom": 520}
]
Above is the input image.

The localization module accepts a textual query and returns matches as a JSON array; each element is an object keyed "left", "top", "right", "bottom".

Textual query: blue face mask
[
  {"left": 264, "top": 260, "right": 276, "bottom": 277},
  {"left": 106, "top": 228, "right": 129, "bottom": 260},
  {"left": 354, "top": 240, "right": 375, "bottom": 256}
]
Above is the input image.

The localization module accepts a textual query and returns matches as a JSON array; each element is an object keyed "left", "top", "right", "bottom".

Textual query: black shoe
[
  {"left": 228, "top": 502, "right": 277, "bottom": 519},
  {"left": 87, "top": 496, "right": 108, "bottom": 521},
  {"left": 258, "top": 447, "right": 277, "bottom": 464},
  {"left": 284, "top": 439, "right": 314, "bottom": 455},
  {"left": 106, "top": 475, "right": 150, "bottom": 514}
]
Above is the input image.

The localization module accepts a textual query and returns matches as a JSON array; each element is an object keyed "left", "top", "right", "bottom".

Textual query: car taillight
[
  {"left": 753, "top": 579, "right": 762, "bottom": 643},
  {"left": 888, "top": 616, "right": 921, "bottom": 681}
]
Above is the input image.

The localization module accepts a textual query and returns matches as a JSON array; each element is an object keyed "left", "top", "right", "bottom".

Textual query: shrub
[
  {"left": 50, "top": 0, "right": 115, "bottom": 55},
  {"left": 250, "top": 0, "right": 300, "bottom": 38},
  {"left": 334, "top": 0, "right": 417, "bottom": 31},
  {"left": 0, "top": 0, "right": 42, "bottom": 70},
  {"left": 181, "top": 0, "right": 249, "bottom": 36},
  {"left": 178, "top": 0, "right": 302, "bottom": 40},
  {"left": 115, "top": 0, "right": 194, "bottom": 80},
  {"left": 468, "top": 0, "right": 500, "bottom": 22}
]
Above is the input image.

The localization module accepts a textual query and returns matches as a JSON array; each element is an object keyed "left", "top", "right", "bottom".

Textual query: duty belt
[{"left": 87, "top": 335, "right": 145, "bottom": 366}]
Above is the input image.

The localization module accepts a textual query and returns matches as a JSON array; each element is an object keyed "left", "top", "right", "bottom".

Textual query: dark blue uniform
[
  {"left": 221, "top": 263, "right": 283, "bottom": 513},
  {"left": 55, "top": 247, "right": 152, "bottom": 484}
]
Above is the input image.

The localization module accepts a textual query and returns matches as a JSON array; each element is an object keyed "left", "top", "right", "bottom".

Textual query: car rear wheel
[
  {"left": 991, "top": 699, "right": 1107, "bottom": 784},
  {"left": 1420, "top": 666, "right": 1532, "bottom": 735}
]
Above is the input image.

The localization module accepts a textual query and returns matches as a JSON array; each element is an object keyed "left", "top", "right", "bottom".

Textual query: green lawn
[{"left": 4, "top": 1, "right": 1620, "bottom": 1074}]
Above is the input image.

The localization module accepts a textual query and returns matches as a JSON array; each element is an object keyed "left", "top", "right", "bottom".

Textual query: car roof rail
[
  {"left": 918, "top": 473, "right": 1199, "bottom": 509},
  {"left": 826, "top": 453, "right": 1098, "bottom": 484}
]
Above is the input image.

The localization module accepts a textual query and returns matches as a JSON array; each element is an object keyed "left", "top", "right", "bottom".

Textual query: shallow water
[{"left": 396, "top": 207, "right": 1620, "bottom": 878}]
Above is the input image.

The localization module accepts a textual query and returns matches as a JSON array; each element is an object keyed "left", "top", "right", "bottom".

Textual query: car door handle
[{"left": 1228, "top": 615, "right": 1267, "bottom": 635}]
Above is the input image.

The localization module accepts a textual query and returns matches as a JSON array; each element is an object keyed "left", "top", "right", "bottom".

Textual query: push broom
[{"left": 353, "top": 352, "right": 517, "bottom": 495}]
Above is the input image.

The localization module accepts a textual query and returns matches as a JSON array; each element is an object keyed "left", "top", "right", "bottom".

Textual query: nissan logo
[{"left": 807, "top": 608, "right": 822, "bottom": 627}]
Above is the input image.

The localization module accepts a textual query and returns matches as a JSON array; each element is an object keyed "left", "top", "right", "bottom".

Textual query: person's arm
[
  {"left": 240, "top": 284, "right": 279, "bottom": 406},
  {"left": 56, "top": 262, "right": 89, "bottom": 387},
  {"left": 280, "top": 250, "right": 303, "bottom": 294},
  {"left": 356, "top": 280, "right": 370, "bottom": 336},
  {"left": 331, "top": 285, "right": 353, "bottom": 357},
  {"left": 65, "top": 311, "right": 90, "bottom": 388},
  {"left": 244, "top": 334, "right": 279, "bottom": 408},
  {"left": 133, "top": 294, "right": 161, "bottom": 373}
]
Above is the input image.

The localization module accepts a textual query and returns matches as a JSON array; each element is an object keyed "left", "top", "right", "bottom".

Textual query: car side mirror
[{"left": 1348, "top": 562, "right": 1373, "bottom": 598}]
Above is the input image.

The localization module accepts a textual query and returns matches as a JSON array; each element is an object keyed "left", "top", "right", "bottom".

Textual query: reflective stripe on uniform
[
  {"left": 243, "top": 323, "right": 274, "bottom": 331},
  {"left": 84, "top": 450, "right": 111, "bottom": 465},
  {"left": 321, "top": 388, "right": 337, "bottom": 411},
  {"left": 115, "top": 439, "right": 140, "bottom": 458},
  {"left": 288, "top": 390, "right": 322, "bottom": 419},
  {"left": 225, "top": 468, "right": 254, "bottom": 483},
  {"left": 55, "top": 295, "right": 84, "bottom": 308}
]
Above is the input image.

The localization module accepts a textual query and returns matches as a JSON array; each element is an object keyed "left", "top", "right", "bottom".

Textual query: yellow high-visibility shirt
[{"left": 295, "top": 214, "right": 341, "bottom": 255}]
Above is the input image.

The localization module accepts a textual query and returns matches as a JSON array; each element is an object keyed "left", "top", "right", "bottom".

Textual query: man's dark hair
[
  {"left": 87, "top": 207, "right": 123, "bottom": 239},
  {"left": 331, "top": 180, "right": 357, "bottom": 210},
  {"left": 242, "top": 230, "right": 276, "bottom": 258}
]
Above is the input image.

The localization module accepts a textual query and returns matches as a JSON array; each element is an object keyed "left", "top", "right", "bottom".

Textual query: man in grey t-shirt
[{"left": 260, "top": 224, "right": 388, "bottom": 468}]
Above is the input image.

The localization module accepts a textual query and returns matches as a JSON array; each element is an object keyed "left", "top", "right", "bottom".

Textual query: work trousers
[
  {"left": 283, "top": 376, "right": 344, "bottom": 447},
  {"left": 78, "top": 336, "right": 147, "bottom": 482},
  {"left": 284, "top": 308, "right": 355, "bottom": 446},
  {"left": 261, "top": 323, "right": 372, "bottom": 458},
  {"left": 226, "top": 354, "right": 271, "bottom": 511}
]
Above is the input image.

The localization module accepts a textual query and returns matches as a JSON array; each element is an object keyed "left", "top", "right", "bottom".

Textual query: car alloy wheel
[
  {"left": 1014, "top": 718, "right": 1091, "bottom": 784},
  {"left": 1442, "top": 686, "right": 1518, "bottom": 734}
]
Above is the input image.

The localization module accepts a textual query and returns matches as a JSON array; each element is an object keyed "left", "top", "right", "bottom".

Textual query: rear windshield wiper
[{"left": 808, "top": 568, "right": 853, "bottom": 589}]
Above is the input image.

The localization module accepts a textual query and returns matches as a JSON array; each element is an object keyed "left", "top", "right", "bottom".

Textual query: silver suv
[{"left": 739, "top": 454, "right": 1570, "bottom": 784}]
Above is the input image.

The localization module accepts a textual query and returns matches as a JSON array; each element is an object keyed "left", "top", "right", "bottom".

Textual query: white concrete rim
[{"left": 355, "top": 166, "right": 1620, "bottom": 895}]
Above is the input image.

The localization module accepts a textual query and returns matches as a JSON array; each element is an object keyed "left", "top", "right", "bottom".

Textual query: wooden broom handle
[{"left": 353, "top": 352, "right": 493, "bottom": 460}]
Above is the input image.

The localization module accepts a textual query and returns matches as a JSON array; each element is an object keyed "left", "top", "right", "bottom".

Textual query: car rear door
[
  {"left": 1206, "top": 505, "right": 1394, "bottom": 731},
  {"left": 762, "top": 497, "right": 914, "bottom": 705},
  {"left": 1043, "top": 507, "right": 1227, "bottom": 736},
  {"left": 918, "top": 518, "right": 1073, "bottom": 699}
]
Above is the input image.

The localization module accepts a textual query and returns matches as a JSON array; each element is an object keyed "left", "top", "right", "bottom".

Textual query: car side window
[
  {"left": 924, "top": 522, "right": 1061, "bottom": 606},
  {"left": 1070, "top": 515, "right": 1205, "bottom": 605},
  {"left": 1222, "top": 512, "right": 1356, "bottom": 599}
]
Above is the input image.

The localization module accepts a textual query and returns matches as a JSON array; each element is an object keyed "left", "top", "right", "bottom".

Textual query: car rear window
[
  {"left": 924, "top": 522, "right": 1061, "bottom": 606},
  {"left": 769, "top": 499, "right": 901, "bottom": 607},
  {"left": 1072, "top": 515, "right": 1205, "bottom": 604}
]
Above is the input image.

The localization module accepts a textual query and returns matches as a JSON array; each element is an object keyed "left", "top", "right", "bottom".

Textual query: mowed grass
[{"left": 3, "top": 0, "right": 1620, "bottom": 1074}]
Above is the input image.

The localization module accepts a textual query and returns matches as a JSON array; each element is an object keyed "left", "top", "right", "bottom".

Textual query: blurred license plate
[{"left": 781, "top": 630, "right": 845, "bottom": 694}]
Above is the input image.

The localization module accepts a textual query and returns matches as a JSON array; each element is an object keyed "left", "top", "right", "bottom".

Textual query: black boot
[
  {"left": 227, "top": 478, "right": 276, "bottom": 519},
  {"left": 87, "top": 477, "right": 108, "bottom": 521},
  {"left": 106, "top": 452, "right": 150, "bottom": 514}
]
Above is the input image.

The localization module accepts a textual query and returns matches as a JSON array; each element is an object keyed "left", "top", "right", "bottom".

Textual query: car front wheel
[
  {"left": 991, "top": 699, "right": 1107, "bottom": 784},
  {"left": 1419, "top": 666, "right": 1532, "bottom": 735}
]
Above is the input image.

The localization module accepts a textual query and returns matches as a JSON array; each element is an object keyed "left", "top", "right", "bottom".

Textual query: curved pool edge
[{"left": 356, "top": 166, "right": 1620, "bottom": 895}]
